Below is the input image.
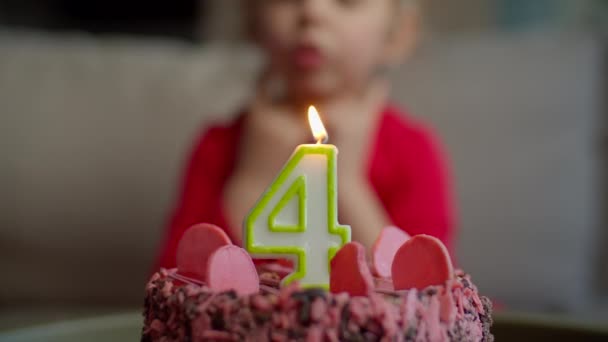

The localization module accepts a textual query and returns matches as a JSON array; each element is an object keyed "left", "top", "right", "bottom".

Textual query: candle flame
[{"left": 308, "top": 106, "right": 328, "bottom": 144}]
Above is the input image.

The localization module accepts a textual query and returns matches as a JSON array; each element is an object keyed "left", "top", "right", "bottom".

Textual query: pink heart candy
[
  {"left": 207, "top": 245, "right": 260, "bottom": 295},
  {"left": 176, "top": 223, "right": 232, "bottom": 281},
  {"left": 392, "top": 235, "right": 453, "bottom": 290},
  {"left": 330, "top": 242, "right": 374, "bottom": 296},
  {"left": 372, "top": 226, "right": 410, "bottom": 278}
]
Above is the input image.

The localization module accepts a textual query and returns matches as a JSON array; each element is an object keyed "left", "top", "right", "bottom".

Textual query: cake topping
[
  {"left": 392, "top": 234, "right": 454, "bottom": 290},
  {"left": 175, "top": 222, "right": 456, "bottom": 296},
  {"left": 330, "top": 242, "right": 375, "bottom": 296},
  {"left": 257, "top": 261, "right": 294, "bottom": 279},
  {"left": 207, "top": 245, "right": 260, "bottom": 295},
  {"left": 145, "top": 223, "right": 493, "bottom": 341},
  {"left": 176, "top": 223, "right": 232, "bottom": 281},
  {"left": 371, "top": 226, "right": 410, "bottom": 278},
  {"left": 143, "top": 268, "right": 493, "bottom": 342}
]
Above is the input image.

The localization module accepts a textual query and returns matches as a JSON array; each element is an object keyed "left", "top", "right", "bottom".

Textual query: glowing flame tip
[{"left": 307, "top": 106, "right": 328, "bottom": 144}]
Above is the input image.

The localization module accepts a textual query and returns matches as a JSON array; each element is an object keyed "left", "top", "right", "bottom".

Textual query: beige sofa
[{"left": 0, "top": 29, "right": 604, "bottom": 324}]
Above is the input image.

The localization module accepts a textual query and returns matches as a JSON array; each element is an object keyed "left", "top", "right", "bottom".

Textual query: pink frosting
[
  {"left": 142, "top": 268, "right": 492, "bottom": 341},
  {"left": 401, "top": 289, "right": 418, "bottom": 324},
  {"left": 440, "top": 287, "right": 456, "bottom": 325}
]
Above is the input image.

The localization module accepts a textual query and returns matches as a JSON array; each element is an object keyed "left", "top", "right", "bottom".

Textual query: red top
[{"left": 156, "top": 105, "right": 456, "bottom": 269}]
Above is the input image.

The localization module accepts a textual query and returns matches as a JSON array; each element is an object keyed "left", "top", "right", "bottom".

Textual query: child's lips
[{"left": 291, "top": 45, "right": 326, "bottom": 70}]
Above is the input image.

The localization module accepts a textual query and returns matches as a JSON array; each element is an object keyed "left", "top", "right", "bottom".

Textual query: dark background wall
[{"left": 0, "top": 0, "right": 199, "bottom": 40}]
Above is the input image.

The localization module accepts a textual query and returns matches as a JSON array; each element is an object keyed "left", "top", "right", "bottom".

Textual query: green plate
[
  {"left": 0, "top": 312, "right": 141, "bottom": 342},
  {"left": 1, "top": 311, "right": 607, "bottom": 341},
  {"left": 492, "top": 312, "right": 608, "bottom": 342}
]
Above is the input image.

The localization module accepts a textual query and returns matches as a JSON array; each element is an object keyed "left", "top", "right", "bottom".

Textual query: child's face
[{"left": 253, "top": 0, "right": 407, "bottom": 102}]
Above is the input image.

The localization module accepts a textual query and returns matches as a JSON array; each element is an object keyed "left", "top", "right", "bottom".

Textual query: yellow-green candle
[{"left": 244, "top": 106, "right": 351, "bottom": 289}]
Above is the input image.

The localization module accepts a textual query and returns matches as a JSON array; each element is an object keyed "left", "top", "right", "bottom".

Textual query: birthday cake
[{"left": 142, "top": 224, "right": 493, "bottom": 341}]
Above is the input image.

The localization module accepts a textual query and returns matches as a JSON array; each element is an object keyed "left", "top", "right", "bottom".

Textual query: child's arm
[
  {"left": 156, "top": 127, "right": 233, "bottom": 270},
  {"left": 338, "top": 177, "right": 391, "bottom": 252},
  {"left": 384, "top": 123, "right": 456, "bottom": 253},
  {"left": 223, "top": 96, "right": 310, "bottom": 244},
  {"left": 333, "top": 105, "right": 455, "bottom": 254},
  {"left": 326, "top": 80, "right": 392, "bottom": 251}
]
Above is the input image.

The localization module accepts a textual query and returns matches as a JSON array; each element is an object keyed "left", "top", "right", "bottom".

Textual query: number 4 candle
[{"left": 244, "top": 106, "right": 351, "bottom": 289}]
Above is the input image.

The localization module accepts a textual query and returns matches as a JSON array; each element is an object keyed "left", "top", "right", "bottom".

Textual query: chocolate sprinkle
[{"left": 142, "top": 269, "right": 493, "bottom": 341}]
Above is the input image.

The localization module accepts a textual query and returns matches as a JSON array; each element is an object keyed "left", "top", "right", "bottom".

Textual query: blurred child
[{"left": 157, "top": 0, "right": 455, "bottom": 268}]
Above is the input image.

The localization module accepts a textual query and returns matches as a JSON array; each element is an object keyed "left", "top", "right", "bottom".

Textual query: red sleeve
[
  {"left": 155, "top": 125, "right": 235, "bottom": 270},
  {"left": 382, "top": 119, "right": 457, "bottom": 254}
]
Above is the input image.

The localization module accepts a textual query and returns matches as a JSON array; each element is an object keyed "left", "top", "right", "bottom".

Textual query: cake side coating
[{"left": 142, "top": 269, "right": 493, "bottom": 342}]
